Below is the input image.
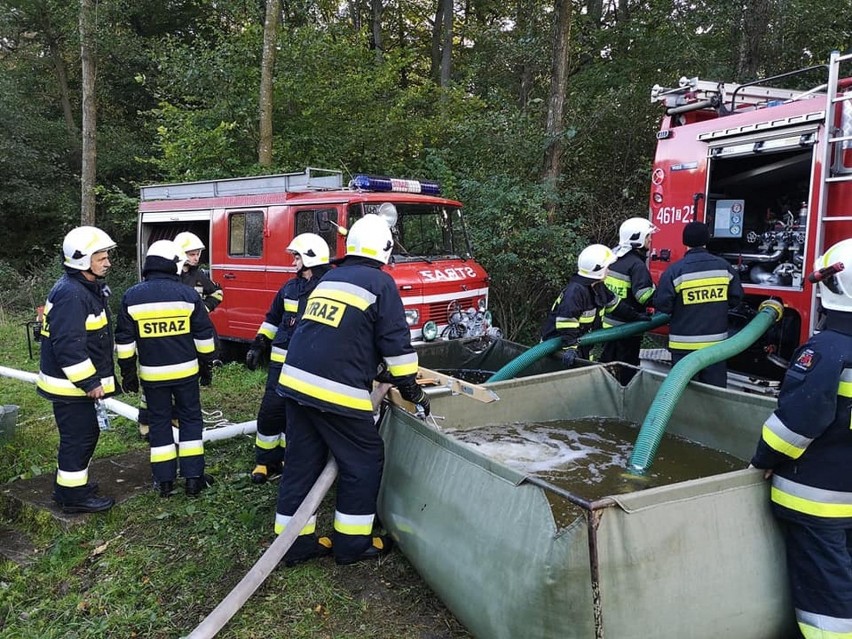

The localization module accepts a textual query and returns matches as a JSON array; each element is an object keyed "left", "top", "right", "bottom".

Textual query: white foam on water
[{"left": 450, "top": 420, "right": 633, "bottom": 479}]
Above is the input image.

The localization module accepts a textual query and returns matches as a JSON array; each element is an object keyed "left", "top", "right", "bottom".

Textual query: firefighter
[
  {"left": 244, "top": 233, "right": 331, "bottom": 484},
  {"left": 541, "top": 244, "right": 649, "bottom": 367},
  {"left": 37, "top": 226, "right": 117, "bottom": 513},
  {"left": 173, "top": 231, "right": 224, "bottom": 313},
  {"left": 600, "top": 217, "right": 658, "bottom": 383},
  {"left": 653, "top": 221, "right": 743, "bottom": 388},
  {"left": 749, "top": 238, "right": 852, "bottom": 639},
  {"left": 273, "top": 214, "right": 429, "bottom": 566},
  {"left": 133, "top": 231, "right": 221, "bottom": 441},
  {"left": 115, "top": 240, "right": 217, "bottom": 497}
]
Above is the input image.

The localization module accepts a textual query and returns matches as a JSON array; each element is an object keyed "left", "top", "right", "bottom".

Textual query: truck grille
[{"left": 427, "top": 297, "right": 479, "bottom": 325}]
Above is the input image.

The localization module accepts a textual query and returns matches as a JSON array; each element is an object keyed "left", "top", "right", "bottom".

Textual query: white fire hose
[{"left": 0, "top": 365, "right": 256, "bottom": 442}]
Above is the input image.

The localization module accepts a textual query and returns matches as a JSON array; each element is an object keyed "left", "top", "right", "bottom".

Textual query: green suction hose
[
  {"left": 626, "top": 299, "right": 784, "bottom": 475},
  {"left": 487, "top": 313, "right": 671, "bottom": 383}
]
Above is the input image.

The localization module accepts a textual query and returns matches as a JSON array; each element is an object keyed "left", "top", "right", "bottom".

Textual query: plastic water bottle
[{"left": 96, "top": 400, "right": 111, "bottom": 432}]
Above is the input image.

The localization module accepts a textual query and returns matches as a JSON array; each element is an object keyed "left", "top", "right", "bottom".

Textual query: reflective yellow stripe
[
  {"left": 385, "top": 353, "right": 418, "bottom": 377},
  {"left": 258, "top": 322, "right": 277, "bottom": 340},
  {"left": 255, "top": 432, "right": 283, "bottom": 450},
  {"left": 150, "top": 444, "right": 177, "bottom": 463},
  {"left": 761, "top": 424, "right": 806, "bottom": 459},
  {"left": 116, "top": 342, "right": 137, "bottom": 358},
  {"left": 313, "top": 281, "right": 376, "bottom": 311},
  {"left": 128, "top": 301, "right": 196, "bottom": 319},
  {"left": 85, "top": 311, "right": 108, "bottom": 331},
  {"left": 275, "top": 513, "right": 316, "bottom": 535},
  {"left": 37, "top": 373, "right": 116, "bottom": 397},
  {"left": 178, "top": 439, "right": 204, "bottom": 458},
  {"left": 56, "top": 467, "right": 88, "bottom": 488},
  {"left": 668, "top": 340, "right": 718, "bottom": 350},
  {"left": 555, "top": 319, "right": 580, "bottom": 329},
  {"left": 62, "top": 359, "right": 97, "bottom": 382},
  {"left": 674, "top": 275, "right": 731, "bottom": 291},
  {"left": 772, "top": 486, "right": 852, "bottom": 518},
  {"left": 279, "top": 373, "right": 372, "bottom": 412},
  {"left": 194, "top": 337, "right": 216, "bottom": 354},
  {"left": 333, "top": 511, "right": 374, "bottom": 536},
  {"left": 283, "top": 299, "right": 298, "bottom": 313},
  {"left": 139, "top": 360, "right": 199, "bottom": 382},
  {"left": 270, "top": 347, "right": 287, "bottom": 363}
]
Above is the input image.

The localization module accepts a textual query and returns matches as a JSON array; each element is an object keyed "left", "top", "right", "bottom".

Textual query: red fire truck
[
  {"left": 647, "top": 51, "right": 852, "bottom": 382},
  {"left": 137, "top": 168, "right": 495, "bottom": 351}
]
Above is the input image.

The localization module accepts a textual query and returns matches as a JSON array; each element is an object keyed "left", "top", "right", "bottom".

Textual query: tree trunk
[
  {"left": 259, "top": 0, "right": 281, "bottom": 167},
  {"left": 349, "top": 0, "right": 362, "bottom": 31},
  {"left": 736, "top": 0, "right": 771, "bottom": 80},
  {"left": 370, "top": 0, "right": 383, "bottom": 62},
  {"left": 429, "top": 0, "right": 444, "bottom": 82},
  {"left": 79, "top": 0, "right": 97, "bottom": 226},
  {"left": 439, "top": 0, "right": 452, "bottom": 87},
  {"left": 542, "top": 0, "right": 572, "bottom": 221}
]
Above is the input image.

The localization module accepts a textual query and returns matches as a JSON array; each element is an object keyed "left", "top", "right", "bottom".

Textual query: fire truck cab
[
  {"left": 648, "top": 51, "right": 852, "bottom": 382},
  {"left": 137, "top": 168, "right": 494, "bottom": 350}
]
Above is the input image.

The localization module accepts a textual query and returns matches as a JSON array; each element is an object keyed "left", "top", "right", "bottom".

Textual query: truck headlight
[
  {"left": 422, "top": 321, "right": 439, "bottom": 341},
  {"left": 405, "top": 309, "right": 420, "bottom": 326}
]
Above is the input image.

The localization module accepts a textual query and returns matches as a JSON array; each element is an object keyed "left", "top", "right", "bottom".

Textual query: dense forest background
[{"left": 1, "top": 0, "right": 850, "bottom": 340}]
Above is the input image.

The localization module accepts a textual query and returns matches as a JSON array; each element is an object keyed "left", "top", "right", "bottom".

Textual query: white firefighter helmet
[
  {"left": 578, "top": 244, "right": 617, "bottom": 280},
  {"left": 346, "top": 214, "right": 393, "bottom": 264},
  {"left": 615, "top": 217, "right": 658, "bottom": 257},
  {"left": 287, "top": 233, "right": 330, "bottom": 268},
  {"left": 146, "top": 240, "right": 187, "bottom": 275},
  {"left": 814, "top": 238, "right": 852, "bottom": 312},
  {"left": 62, "top": 226, "right": 117, "bottom": 271},
  {"left": 173, "top": 231, "right": 206, "bottom": 254}
]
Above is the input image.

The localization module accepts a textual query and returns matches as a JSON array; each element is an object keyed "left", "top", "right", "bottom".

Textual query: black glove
[
  {"left": 374, "top": 363, "right": 395, "bottom": 384},
  {"left": 118, "top": 357, "right": 139, "bottom": 393},
  {"left": 561, "top": 348, "right": 578, "bottom": 367},
  {"left": 199, "top": 359, "right": 213, "bottom": 387},
  {"left": 121, "top": 371, "right": 139, "bottom": 394},
  {"left": 635, "top": 312, "right": 653, "bottom": 322},
  {"left": 397, "top": 380, "right": 431, "bottom": 416},
  {"left": 245, "top": 335, "right": 270, "bottom": 371}
]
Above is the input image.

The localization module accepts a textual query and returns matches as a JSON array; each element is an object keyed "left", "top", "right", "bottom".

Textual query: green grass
[{"left": 0, "top": 315, "right": 471, "bottom": 639}]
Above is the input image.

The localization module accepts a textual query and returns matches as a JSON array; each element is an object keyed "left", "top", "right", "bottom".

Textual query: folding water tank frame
[{"left": 378, "top": 362, "right": 795, "bottom": 639}]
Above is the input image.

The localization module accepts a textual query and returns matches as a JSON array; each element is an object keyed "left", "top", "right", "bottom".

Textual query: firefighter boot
[
  {"left": 57, "top": 495, "right": 115, "bottom": 514},
  {"left": 250, "top": 462, "right": 283, "bottom": 485},
  {"left": 283, "top": 536, "right": 333, "bottom": 567},
  {"left": 185, "top": 474, "right": 214, "bottom": 497},
  {"left": 335, "top": 535, "right": 393, "bottom": 566},
  {"left": 156, "top": 480, "right": 175, "bottom": 498}
]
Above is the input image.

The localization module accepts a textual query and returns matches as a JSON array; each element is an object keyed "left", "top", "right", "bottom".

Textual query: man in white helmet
[
  {"left": 244, "top": 233, "right": 332, "bottom": 484},
  {"left": 600, "top": 217, "right": 658, "bottom": 383},
  {"left": 541, "top": 243, "right": 649, "bottom": 367},
  {"left": 749, "top": 238, "right": 852, "bottom": 638},
  {"left": 37, "top": 226, "right": 117, "bottom": 513},
  {"left": 173, "top": 232, "right": 224, "bottom": 313},
  {"left": 115, "top": 240, "right": 217, "bottom": 498},
  {"left": 273, "top": 214, "right": 429, "bottom": 566}
]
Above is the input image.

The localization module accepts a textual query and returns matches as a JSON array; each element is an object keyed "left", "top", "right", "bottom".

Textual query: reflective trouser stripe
[
  {"left": 178, "top": 439, "right": 203, "bottom": 458},
  {"left": 797, "top": 610, "right": 852, "bottom": 638},
  {"left": 56, "top": 467, "right": 88, "bottom": 488},
  {"left": 255, "top": 432, "right": 284, "bottom": 450},
  {"left": 275, "top": 513, "right": 317, "bottom": 536},
  {"left": 334, "top": 511, "right": 374, "bottom": 536},
  {"left": 151, "top": 443, "right": 177, "bottom": 463}
]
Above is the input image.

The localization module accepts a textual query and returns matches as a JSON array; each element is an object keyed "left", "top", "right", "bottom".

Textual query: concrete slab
[
  {"left": 1, "top": 449, "right": 152, "bottom": 527},
  {"left": 0, "top": 524, "right": 36, "bottom": 566}
]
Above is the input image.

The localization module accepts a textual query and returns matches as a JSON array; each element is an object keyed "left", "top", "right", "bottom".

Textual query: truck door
[{"left": 212, "top": 208, "right": 268, "bottom": 341}]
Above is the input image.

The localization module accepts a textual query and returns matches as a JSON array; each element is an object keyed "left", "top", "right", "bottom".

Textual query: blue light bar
[{"left": 351, "top": 174, "right": 441, "bottom": 196}]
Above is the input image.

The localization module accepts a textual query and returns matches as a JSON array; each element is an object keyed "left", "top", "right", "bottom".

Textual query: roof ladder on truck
[
  {"left": 810, "top": 50, "right": 852, "bottom": 328},
  {"left": 815, "top": 51, "right": 852, "bottom": 245}
]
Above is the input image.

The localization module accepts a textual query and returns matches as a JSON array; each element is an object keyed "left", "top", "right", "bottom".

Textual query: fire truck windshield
[{"left": 356, "top": 203, "right": 472, "bottom": 261}]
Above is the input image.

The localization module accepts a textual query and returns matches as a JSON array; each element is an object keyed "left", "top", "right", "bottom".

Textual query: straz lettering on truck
[
  {"left": 139, "top": 316, "right": 190, "bottom": 337},
  {"left": 681, "top": 285, "right": 727, "bottom": 305},
  {"left": 419, "top": 267, "right": 479, "bottom": 282},
  {"left": 303, "top": 297, "right": 345, "bottom": 328}
]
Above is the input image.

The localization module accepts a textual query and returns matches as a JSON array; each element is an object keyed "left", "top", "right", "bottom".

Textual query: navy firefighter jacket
[
  {"left": 115, "top": 272, "right": 216, "bottom": 386},
  {"left": 37, "top": 269, "right": 117, "bottom": 402},
  {"left": 654, "top": 247, "right": 743, "bottom": 352},
  {"left": 603, "top": 249, "right": 655, "bottom": 329},
  {"left": 751, "top": 310, "right": 852, "bottom": 528},
  {"left": 277, "top": 256, "right": 418, "bottom": 419},
  {"left": 541, "top": 274, "right": 638, "bottom": 347},
  {"left": 255, "top": 276, "right": 305, "bottom": 365}
]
